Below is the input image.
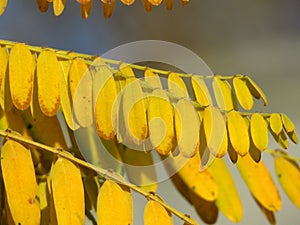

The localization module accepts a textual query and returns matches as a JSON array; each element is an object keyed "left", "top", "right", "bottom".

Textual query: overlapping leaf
[{"left": 144, "top": 200, "right": 173, "bottom": 225}]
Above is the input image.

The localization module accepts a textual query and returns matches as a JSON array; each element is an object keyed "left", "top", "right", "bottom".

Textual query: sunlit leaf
[
  {"left": 120, "top": 0, "right": 135, "bottom": 5},
  {"left": 168, "top": 72, "right": 188, "bottom": 98},
  {"left": 53, "top": 0, "right": 66, "bottom": 16},
  {"left": 233, "top": 76, "right": 254, "bottom": 110},
  {"left": 0, "top": 45, "right": 12, "bottom": 111},
  {"left": 245, "top": 76, "right": 268, "bottom": 106},
  {"left": 101, "top": 0, "right": 116, "bottom": 18},
  {"left": 281, "top": 113, "right": 295, "bottom": 133},
  {"left": 250, "top": 113, "right": 268, "bottom": 151},
  {"left": 191, "top": 75, "right": 212, "bottom": 107},
  {"left": 144, "top": 200, "right": 172, "bottom": 225},
  {"left": 80, "top": 0, "right": 93, "bottom": 19},
  {"left": 0, "top": 0, "right": 8, "bottom": 15},
  {"left": 148, "top": 0, "right": 163, "bottom": 6},
  {"left": 269, "top": 113, "right": 282, "bottom": 135},
  {"left": 144, "top": 69, "right": 162, "bottom": 89}
]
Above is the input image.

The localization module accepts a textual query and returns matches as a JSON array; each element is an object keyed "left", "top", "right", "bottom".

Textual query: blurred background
[{"left": 0, "top": 0, "right": 299, "bottom": 224}]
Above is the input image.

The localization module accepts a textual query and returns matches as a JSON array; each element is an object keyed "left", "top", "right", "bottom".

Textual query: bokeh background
[{"left": 0, "top": 1, "right": 300, "bottom": 224}]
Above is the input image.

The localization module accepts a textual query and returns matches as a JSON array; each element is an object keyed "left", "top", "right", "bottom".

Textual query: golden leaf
[
  {"left": 233, "top": 76, "right": 254, "bottom": 110},
  {"left": 253, "top": 196, "right": 276, "bottom": 225},
  {"left": 141, "top": 0, "right": 152, "bottom": 12},
  {"left": 122, "top": 147, "right": 157, "bottom": 192},
  {"left": 50, "top": 156, "right": 85, "bottom": 225},
  {"left": 245, "top": 76, "right": 268, "bottom": 106},
  {"left": 53, "top": 0, "right": 66, "bottom": 16},
  {"left": 174, "top": 98, "right": 199, "bottom": 157},
  {"left": 250, "top": 113, "right": 268, "bottom": 151},
  {"left": 147, "top": 89, "right": 175, "bottom": 155},
  {"left": 281, "top": 113, "right": 295, "bottom": 133},
  {"left": 168, "top": 72, "right": 188, "bottom": 98},
  {"left": 227, "top": 110, "right": 249, "bottom": 156},
  {"left": 102, "top": 0, "right": 116, "bottom": 18},
  {"left": 37, "top": 50, "right": 61, "bottom": 116},
  {"left": 269, "top": 113, "right": 283, "bottom": 135},
  {"left": 274, "top": 156, "right": 300, "bottom": 209},
  {"left": 97, "top": 180, "right": 133, "bottom": 225},
  {"left": 212, "top": 76, "right": 238, "bottom": 111},
  {"left": 9, "top": 43, "right": 34, "bottom": 110},
  {"left": 120, "top": 0, "right": 135, "bottom": 5},
  {"left": 80, "top": 0, "right": 93, "bottom": 19},
  {"left": 37, "top": 0, "right": 50, "bottom": 12},
  {"left": 207, "top": 159, "right": 243, "bottom": 222},
  {"left": 203, "top": 105, "right": 227, "bottom": 158},
  {"left": 0, "top": 0, "right": 8, "bottom": 15},
  {"left": 191, "top": 75, "right": 212, "bottom": 107},
  {"left": 148, "top": 0, "right": 163, "bottom": 6},
  {"left": 144, "top": 200, "right": 173, "bottom": 225},
  {"left": 1, "top": 140, "right": 40, "bottom": 225},
  {"left": 237, "top": 154, "right": 282, "bottom": 212},
  {"left": 144, "top": 69, "right": 162, "bottom": 89},
  {"left": 165, "top": 0, "right": 172, "bottom": 10}
]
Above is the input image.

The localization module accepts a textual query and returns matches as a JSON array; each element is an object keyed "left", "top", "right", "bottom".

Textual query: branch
[{"left": 0, "top": 129, "right": 199, "bottom": 225}]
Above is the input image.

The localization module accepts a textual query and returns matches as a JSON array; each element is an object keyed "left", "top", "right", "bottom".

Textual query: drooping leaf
[
  {"left": 168, "top": 72, "right": 188, "bottom": 98},
  {"left": 102, "top": 0, "right": 116, "bottom": 19},
  {"left": 245, "top": 76, "right": 268, "bottom": 106},
  {"left": 250, "top": 113, "right": 268, "bottom": 151},
  {"left": 9, "top": 43, "right": 34, "bottom": 110},
  {"left": 269, "top": 113, "right": 283, "bottom": 135},
  {"left": 0, "top": 45, "right": 12, "bottom": 111},
  {"left": 191, "top": 75, "right": 212, "bottom": 107},
  {"left": 281, "top": 113, "right": 295, "bottom": 133},
  {"left": 203, "top": 105, "right": 227, "bottom": 158},
  {"left": 144, "top": 69, "right": 162, "bottom": 89},
  {"left": 80, "top": 0, "right": 93, "bottom": 19},
  {"left": 120, "top": 0, "right": 135, "bottom": 5},
  {"left": 0, "top": 0, "right": 8, "bottom": 15},
  {"left": 147, "top": 89, "right": 175, "bottom": 155},
  {"left": 270, "top": 129, "right": 289, "bottom": 149},
  {"left": 144, "top": 200, "right": 173, "bottom": 225},
  {"left": 174, "top": 98, "right": 199, "bottom": 157},
  {"left": 37, "top": 0, "right": 50, "bottom": 12},
  {"left": 50, "top": 156, "right": 85, "bottom": 225},
  {"left": 97, "top": 180, "right": 133, "bottom": 225},
  {"left": 165, "top": 0, "right": 172, "bottom": 10},
  {"left": 237, "top": 154, "right": 282, "bottom": 212},
  {"left": 148, "top": 0, "right": 163, "bottom": 6},
  {"left": 274, "top": 156, "right": 300, "bottom": 209},
  {"left": 227, "top": 110, "right": 249, "bottom": 156},
  {"left": 37, "top": 50, "right": 61, "bottom": 116},
  {"left": 233, "top": 76, "right": 254, "bottom": 110},
  {"left": 253, "top": 196, "right": 276, "bottom": 225},
  {"left": 141, "top": 0, "right": 152, "bottom": 12},
  {"left": 53, "top": 0, "right": 66, "bottom": 16},
  {"left": 212, "top": 76, "right": 238, "bottom": 111},
  {"left": 207, "top": 159, "right": 243, "bottom": 222},
  {"left": 1, "top": 140, "right": 40, "bottom": 225}
]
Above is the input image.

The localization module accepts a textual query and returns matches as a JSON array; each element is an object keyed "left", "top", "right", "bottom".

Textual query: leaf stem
[{"left": 0, "top": 129, "right": 199, "bottom": 225}]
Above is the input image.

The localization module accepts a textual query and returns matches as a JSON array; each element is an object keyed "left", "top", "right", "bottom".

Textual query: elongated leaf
[
  {"left": 0, "top": 0, "right": 8, "bottom": 15},
  {"left": 9, "top": 43, "right": 34, "bottom": 110},
  {"left": 144, "top": 69, "right": 162, "bottom": 89},
  {"left": 148, "top": 0, "right": 163, "bottom": 6},
  {"left": 165, "top": 0, "right": 172, "bottom": 10},
  {"left": 50, "top": 156, "right": 85, "bottom": 225},
  {"left": 168, "top": 72, "right": 188, "bottom": 98},
  {"left": 141, "top": 0, "right": 152, "bottom": 12},
  {"left": 203, "top": 105, "right": 227, "bottom": 158},
  {"left": 94, "top": 64, "right": 118, "bottom": 140},
  {"left": 53, "top": 0, "right": 66, "bottom": 16},
  {"left": 37, "top": 50, "right": 61, "bottom": 116},
  {"left": 147, "top": 89, "right": 175, "bottom": 155},
  {"left": 269, "top": 113, "right": 282, "bottom": 135},
  {"left": 227, "top": 138, "right": 238, "bottom": 163},
  {"left": 80, "top": 0, "right": 93, "bottom": 19},
  {"left": 237, "top": 154, "right": 282, "bottom": 212},
  {"left": 233, "top": 76, "right": 254, "bottom": 110},
  {"left": 191, "top": 75, "right": 212, "bottom": 107},
  {"left": 144, "top": 200, "right": 172, "bottom": 225},
  {"left": 274, "top": 156, "right": 300, "bottom": 209},
  {"left": 97, "top": 180, "right": 133, "bottom": 225},
  {"left": 0, "top": 45, "right": 8, "bottom": 94},
  {"left": 281, "top": 113, "right": 295, "bottom": 133},
  {"left": 174, "top": 98, "right": 199, "bottom": 157},
  {"left": 38, "top": 178, "right": 51, "bottom": 225},
  {"left": 0, "top": 45, "right": 12, "bottom": 111},
  {"left": 270, "top": 129, "right": 289, "bottom": 149},
  {"left": 245, "top": 76, "right": 268, "bottom": 106},
  {"left": 253, "top": 196, "right": 276, "bottom": 225},
  {"left": 102, "top": 0, "right": 116, "bottom": 18},
  {"left": 207, "top": 159, "right": 243, "bottom": 222},
  {"left": 37, "top": 0, "right": 50, "bottom": 12},
  {"left": 250, "top": 113, "right": 268, "bottom": 151},
  {"left": 122, "top": 77, "right": 148, "bottom": 145},
  {"left": 122, "top": 147, "right": 157, "bottom": 192},
  {"left": 212, "top": 76, "right": 238, "bottom": 111},
  {"left": 1, "top": 140, "right": 40, "bottom": 225},
  {"left": 227, "top": 110, "right": 249, "bottom": 156}
]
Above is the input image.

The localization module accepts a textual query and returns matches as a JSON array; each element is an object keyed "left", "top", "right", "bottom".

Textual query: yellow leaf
[
  {"left": 148, "top": 0, "right": 162, "bottom": 6},
  {"left": 165, "top": 0, "right": 172, "bottom": 10},
  {"left": 58, "top": 58, "right": 80, "bottom": 130},
  {"left": 144, "top": 69, "right": 162, "bottom": 89},
  {"left": 53, "top": 0, "right": 66, "bottom": 16},
  {"left": 253, "top": 196, "right": 276, "bottom": 225},
  {"left": 38, "top": 178, "right": 51, "bottom": 225},
  {"left": 281, "top": 113, "right": 295, "bottom": 133},
  {"left": 233, "top": 76, "right": 254, "bottom": 110},
  {"left": 203, "top": 105, "right": 227, "bottom": 158},
  {"left": 122, "top": 77, "right": 148, "bottom": 145},
  {"left": 144, "top": 200, "right": 172, "bottom": 225},
  {"left": 0, "top": 45, "right": 13, "bottom": 111},
  {"left": 168, "top": 72, "right": 188, "bottom": 98},
  {"left": 1, "top": 140, "right": 40, "bottom": 225},
  {"left": 274, "top": 156, "right": 300, "bottom": 209},
  {"left": 102, "top": 0, "right": 116, "bottom": 19},
  {"left": 237, "top": 154, "right": 282, "bottom": 212},
  {"left": 50, "top": 156, "right": 85, "bottom": 225},
  {"left": 227, "top": 110, "right": 249, "bottom": 156},
  {"left": 120, "top": 0, "right": 135, "bottom": 5},
  {"left": 207, "top": 159, "right": 243, "bottom": 222},
  {"left": 141, "top": 0, "right": 152, "bottom": 12},
  {"left": 37, "top": 0, "right": 50, "bottom": 12},
  {"left": 191, "top": 75, "right": 212, "bottom": 107},
  {"left": 270, "top": 129, "right": 289, "bottom": 149},
  {"left": 77, "top": 0, "right": 92, "bottom": 4},
  {"left": 174, "top": 98, "right": 199, "bottom": 157},
  {"left": 0, "top": 0, "right": 7, "bottom": 15},
  {"left": 120, "top": 62, "right": 135, "bottom": 77},
  {"left": 80, "top": 0, "right": 93, "bottom": 19},
  {"left": 212, "top": 76, "right": 238, "bottom": 111},
  {"left": 269, "top": 113, "right": 282, "bottom": 135},
  {"left": 147, "top": 89, "right": 175, "bottom": 155},
  {"left": 97, "top": 180, "right": 133, "bottom": 225},
  {"left": 36, "top": 50, "right": 61, "bottom": 116},
  {"left": 180, "top": 0, "right": 189, "bottom": 6},
  {"left": 9, "top": 43, "right": 34, "bottom": 110},
  {"left": 122, "top": 147, "right": 157, "bottom": 192},
  {"left": 69, "top": 58, "right": 93, "bottom": 127},
  {"left": 245, "top": 76, "right": 268, "bottom": 106},
  {"left": 250, "top": 113, "right": 268, "bottom": 151},
  {"left": 94, "top": 64, "right": 118, "bottom": 140}
]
